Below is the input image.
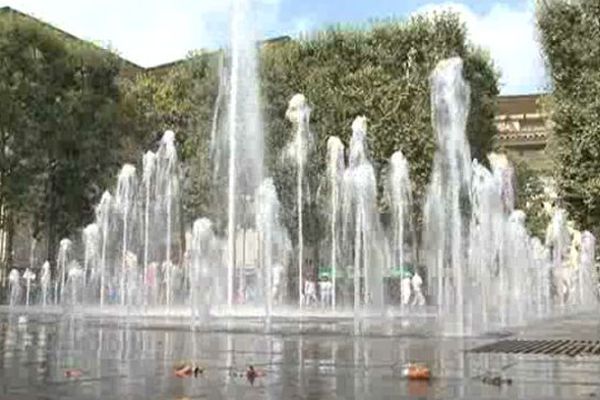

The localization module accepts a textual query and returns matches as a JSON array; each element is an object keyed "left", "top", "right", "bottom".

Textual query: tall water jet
[
  {"left": 83, "top": 223, "right": 99, "bottom": 290},
  {"left": 256, "top": 178, "right": 281, "bottom": 318},
  {"left": 142, "top": 150, "right": 156, "bottom": 307},
  {"left": 23, "top": 268, "right": 35, "bottom": 306},
  {"left": 56, "top": 238, "right": 72, "bottom": 304},
  {"left": 503, "top": 210, "right": 531, "bottom": 325},
  {"left": 388, "top": 150, "right": 414, "bottom": 308},
  {"left": 579, "top": 231, "right": 597, "bottom": 307},
  {"left": 96, "top": 192, "right": 112, "bottom": 307},
  {"left": 489, "top": 153, "right": 516, "bottom": 213},
  {"left": 190, "top": 218, "right": 215, "bottom": 323},
  {"left": 29, "top": 237, "right": 36, "bottom": 278},
  {"left": 66, "top": 260, "right": 84, "bottom": 306},
  {"left": 423, "top": 58, "right": 471, "bottom": 333},
  {"left": 115, "top": 164, "right": 137, "bottom": 307},
  {"left": 327, "top": 137, "right": 345, "bottom": 309},
  {"left": 156, "top": 131, "right": 178, "bottom": 308},
  {"left": 468, "top": 159, "right": 502, "bottom": 328},
  {"left": 546, "top": 208, "right": 570, "bottom": 270},
  {"left": 225, "top": 0, "right": 264, "bottom": 309},
  {"left": 26, "top": 239, "right": 37, "bottom": 306},
  {"left": 210, "top": 52, "right": 226, "bottom": 176},
  {"left": 285, "top": 94, "right": 311, "bottom": 308},
  {"left": 531, "top": 237, "right": 551, "bottom": 316},
  {"left": 40, "top": 261, "right": 50, "bottom": 306},
  {"left": 342, "top": 117, "right": 384, "bottom": 312},
  {"left": 8, "top": 268, "right": 20, "bottom": 306}
]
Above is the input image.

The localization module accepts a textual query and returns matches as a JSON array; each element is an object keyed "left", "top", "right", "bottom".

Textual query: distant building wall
[{"left": 495, "top": 94, "right": 551, "bottom": 172}]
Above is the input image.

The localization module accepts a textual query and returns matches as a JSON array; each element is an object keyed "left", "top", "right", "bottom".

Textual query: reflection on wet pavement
[{"left": 0, "top": 310, "right": 599, "bottom": 399}]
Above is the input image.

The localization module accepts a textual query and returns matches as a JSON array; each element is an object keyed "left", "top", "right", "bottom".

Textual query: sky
[{"left": 0, "top": 0, "right": 546, "bottom": 95}]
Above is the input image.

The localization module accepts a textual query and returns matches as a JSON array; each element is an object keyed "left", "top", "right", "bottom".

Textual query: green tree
[
  {"left": 513, "top": 159, "right": 551, "bottom": 239},
  {"left": 537, "top": 0, "right": 600, "bottom": 234},
  {"left": 0, "top": 12, "right": 126, "bottom": 267},
  {"left": 119, "top": 52, "right": 221, "bottom": 231},
  {"left": 260, "top": 13, "right": 498, "bottom": 254}
]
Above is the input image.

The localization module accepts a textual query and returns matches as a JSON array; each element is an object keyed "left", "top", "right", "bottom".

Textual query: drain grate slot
[{"left": 470, "top": 340, "right": 600, "bottom": 357}]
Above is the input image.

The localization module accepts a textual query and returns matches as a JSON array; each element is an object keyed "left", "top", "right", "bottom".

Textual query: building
[{"left": 495, "top": 94, "right": 551, "bottom": 171}]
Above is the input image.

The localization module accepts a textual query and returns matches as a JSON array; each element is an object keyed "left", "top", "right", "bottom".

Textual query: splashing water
[
  {"left": 327, "top": 136, "right": 345, "bottom": 309},
  {"left": 225, "top": 0, "right": 264, "bottom": 310},
  {"left": 388, "top": 150, "right": 414, "bottom": 309},
  {"left": 96, "top": 192, "right": 112, "bottom": 307},
  {"left": 342, "top": 117, "right": 386, "bottom": 313},
  {"left": 116, "top": 164, "right": 137, "bottom": 307},
  {"left": 14, "top": 51, "right": 595, "bottom": 337},
  {"left": 190, "top": 218, "right": 216, "bottom": 324},
  {"left": 56, "top": 239, "right": 73, "bottom": 305},
  {"left": 285, "top": 94, "right": 311, "bottom": 308},
  {"left": 142, "top": 150, "right": 156, "bottom": 307},
  {"left": 423, "top": 58, "right": 472, "bottom": 333},
  {"left": 255, "top": 178, "right": 283, "bottom": 319}
]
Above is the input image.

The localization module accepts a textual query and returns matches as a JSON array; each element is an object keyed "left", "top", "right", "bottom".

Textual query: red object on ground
[{"left": 64, "top": 369, "right": 83, "bottom": 378}]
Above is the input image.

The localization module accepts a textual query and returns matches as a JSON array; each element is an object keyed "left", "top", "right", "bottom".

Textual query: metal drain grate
[{"left": 470, "top": 340, "right": 600, "bottom": 357}]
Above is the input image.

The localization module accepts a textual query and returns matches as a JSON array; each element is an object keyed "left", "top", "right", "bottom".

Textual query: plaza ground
[{"left": 0, "top": 308, "right": 599, "bottom": 399}]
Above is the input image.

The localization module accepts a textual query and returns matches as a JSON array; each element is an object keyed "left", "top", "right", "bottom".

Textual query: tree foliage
[
  {"left": 513, "top": 159, "right": 551, "bottom": 239},
  {"left": 0, "top": 12, "right": 124, "bottom": 265},
  {"left": 537, "top": 0, "right": 600, "bottom": 233},
  {"left": 119, "top": 13, "right": 500, "bottom": 257},
  {"left": 119, "top": 52, "right": 220, "bottom": 226},
  {"left": 0, "top": 11, "right": 500, "bottom": 272},
  {"left": 260, "top": 13, "right": 499, "bottom": 247}
]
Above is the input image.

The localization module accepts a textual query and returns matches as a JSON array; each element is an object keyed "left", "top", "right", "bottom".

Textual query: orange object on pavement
[{"left": 403, "top": 364, "right": 430, "bottom": 380}]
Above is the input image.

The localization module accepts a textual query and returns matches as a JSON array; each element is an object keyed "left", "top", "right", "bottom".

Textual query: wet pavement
[{"left": 0, "top": 308, "right": 599, "bottom": 399}]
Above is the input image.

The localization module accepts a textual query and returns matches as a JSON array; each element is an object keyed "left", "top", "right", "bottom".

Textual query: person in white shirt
[
  {"left": 411, "top": 272, "right": 425, "bottom": 306},
  {"left": 401, "top": 275, "right": 412, "bottom": 306},
  {"left": 303, "top": 277, "right": 317, "bottom": 306},
  {"left": 319, "top": 277, "right": 333, "bottom": 307}
]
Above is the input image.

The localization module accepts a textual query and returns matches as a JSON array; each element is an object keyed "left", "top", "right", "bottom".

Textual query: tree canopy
[
  {"left": 537, "top": 0, "right": 600, "bottom": 234},
  {"left": 0, "top": 12, "right": 126, "bottom": 265},
  {"left": 0, "top": 10, "right": 500, "bottom": 271},
  {"left": 259, "top": 13, "right": 499, "bottom": 249}
]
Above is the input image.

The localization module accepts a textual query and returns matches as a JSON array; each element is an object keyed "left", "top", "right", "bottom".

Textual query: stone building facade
[{"left": 495, "top": 94, "right": 551, "bottom": 171}]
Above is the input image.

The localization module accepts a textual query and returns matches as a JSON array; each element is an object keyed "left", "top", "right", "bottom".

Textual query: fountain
[
  {"left": 255, "top": 178, "right": 282, "bottom": 319},
  {"left": 66, "top": 261, "right": 84, "bottom": 306},
  {"left": 40, "top": 261, "right": 50, "bottom": 306},
  {"left": 8, "top": 269, "right": 20, "bottom": 306},
  {"left": 142, "top": 150, "right": 156, "bottom": 307},
  {"left": 327, "top": 136, "right": 345, "bottom": 309},
  {"left": 23, "top": 268, "right": 35, "bottom": 306},
  {"left": 388, "top": 150, "right": 414, "bottom": 309},
  {"left": 342, "top": 116, "right": 386, "bottom": 312},
  {"left": 155, "top": 131, "right": 178, "bottom": 308},
  {"left": 96, "top": 191, "right": 112, "bottom": 307},
  {"left": 55, "top": 239, "right": 72, "bottom": 305},
  {"left": 225, "top": 0, "right": 264, "bottom": 310},
  {"left": 2, "top": 2, "right": 596, "bottom": 336},
  {"left": 83, "top": 223, "right": 99, "bottom": 291},
  {"left": 190, "top": 218, "right": 215, "bottom": 323},
  {"left": 284, "top": 94, "right": 312, "bottom": 308},
  {"left": 423, "top": 57, "right": 472, "bottom": 333},
  {"left": 579, "top": 231, "right": 597, "bottom": 307},
  {"left": 115, "top": 164, "right": 137, "bottom": 307}
]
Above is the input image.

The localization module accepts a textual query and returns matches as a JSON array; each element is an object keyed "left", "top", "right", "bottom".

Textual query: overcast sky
[{"left": 1, "top": 0, "right": 546, "bottom": 95}]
